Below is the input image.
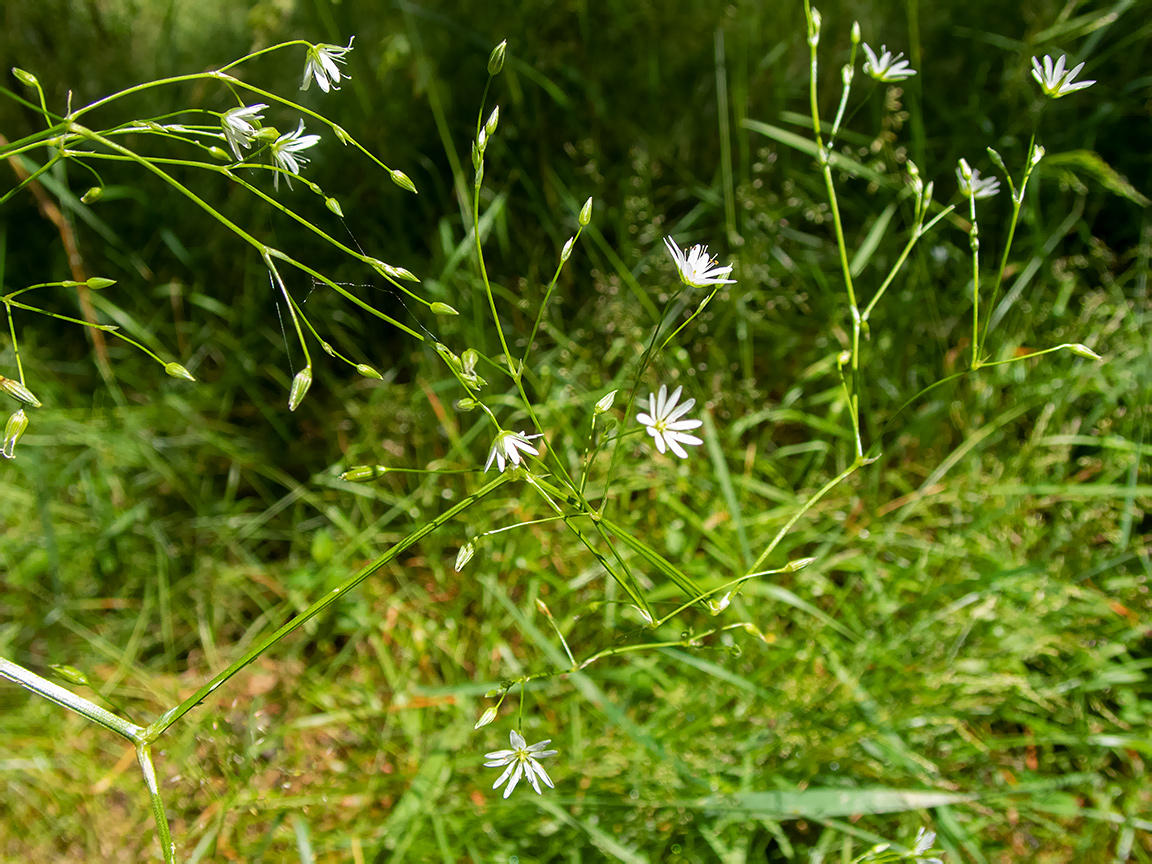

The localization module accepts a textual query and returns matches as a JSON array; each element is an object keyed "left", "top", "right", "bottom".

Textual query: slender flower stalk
[
  {"left": 301, "top": 37, "right": 355, "bottom": 92},
  {"left": 484, "top": 730, "right": 558, "bottom": 798}
]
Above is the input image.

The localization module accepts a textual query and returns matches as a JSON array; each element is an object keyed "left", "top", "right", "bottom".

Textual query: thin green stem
[
  {"left": 136, "top": 744, "right": 176, "bottom": 864},
  {"left": 966, "top": 189, "right": 981, "bottom": 369},
  {"left": 263, "top": 254, "right": 311, "bottom": 370}
]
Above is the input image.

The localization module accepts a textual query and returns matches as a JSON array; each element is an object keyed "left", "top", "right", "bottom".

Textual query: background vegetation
[{"left": 1, "top": 0, "right": 1150, "bottom": 860}]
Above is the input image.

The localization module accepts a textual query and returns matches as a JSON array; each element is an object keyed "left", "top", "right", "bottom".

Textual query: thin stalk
[
  {"left": 136, "top": 744, "right": 176, "bottom": 864},
  {"left": 965, "top": 188, "right": 981, "bottom": 369}
]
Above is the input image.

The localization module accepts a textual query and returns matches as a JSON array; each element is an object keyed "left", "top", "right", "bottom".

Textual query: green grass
[{"left": 2, "top": 0, "right": 1150, "bottom": 861}]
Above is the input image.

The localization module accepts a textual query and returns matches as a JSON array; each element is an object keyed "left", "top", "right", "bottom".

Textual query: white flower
[
  {"left": 301, "top": 37, "right": 355, "bottom": 93},
  {"left": 911, "top": 827, "right": 943, "bottom": 864},
  {"left": 862, "top": 43, "right": 917, "bottom": 82},
  {"left": 220, "top": 104, "right": 267, "bottom": 160},
  {"left": 637, "top": 384, "right": 703, "bottom": 459},
  {"left": 484, "top": 430, "right": 542, "bottom": 473},
  {"left": 484, "top": 730, "right": 558, "bottom": 798},
  {"left": 1031, "top": 53, "right": 1095, "bottom": 98},
  {"left": 663, "top": 236, "right": 735, "bottom": 288},
  {"left": 270, "top": 120, "right": 321, "bottom": 190},
  {"left": 956, "top": 162, "right": 1001, "bottom": 200}
]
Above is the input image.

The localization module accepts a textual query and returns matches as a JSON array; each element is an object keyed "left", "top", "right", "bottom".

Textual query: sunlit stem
[
  {"left": 136, "top": 744, "right": 176, "bottom": 864},
  {"left": 263, "top": 254, "right": 311, "bottom": 369},
  {"left": 966, "top": 189, "right": 981, "bottom": 369}
]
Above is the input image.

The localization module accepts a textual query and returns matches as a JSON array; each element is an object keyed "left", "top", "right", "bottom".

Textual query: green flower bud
[
  {"left": 12, "top": 68, "right": 39, "bottom": 88},
  {"left": 2, "top": 409, "right": 28, "bottom": 459},
  {"left": 340, "top": 465, "right": 386, "bottom": 482},
  {"left": 332, "top": 124, "right": 352, "bottom": 145},
  {"left": 474, "top": 706, "right": 498, "bottom": 729},
  {"left": 356, "top": 363, "right": 383, "bottom": 379},
  {"left": 164, "top": 362, "right": 195, "bottom": 381},
  {"left": 86, "top": 277, "right": 116, "bottom": 290},
  {"left": 851, "top": 21, "right": 861, "bottom": 45},
  {"left": 785, "top": 556, "right": 817, "bottom": 572},
  {"left": 49, "top": 664, "right": 90, "bottom": 686},
  {"left": 254, "top": 126, "right": 279, "bottom": 143},
  {"left": 0, "top": 376, "right": 41, "bottom": 407},
  {"left": 807, "top": 9, "right": 822, "bottom": 47},
  {"left": 594, "top": 389, "right": 618, "bottom": 415},
  {"left": 579, "top": 196, "right": 593, "bottom": 226},
  {"left": 207, "top": 145, "right": 231, "bottom": 162},
  {"left": 80, "top": 187, "right": 104, "bottom": 204},
  {"left": 484, "top": 105, "right": 499, "bottom": 137},
  {"left": 534, "top": 598, "right": 553, "bottom": 618},
  {"left": 390, "top": 169, "right": 417, "bottom": 194},
  {"left": 957, "top": 157, "right": 973, "bottom": 181},
  {"left": 455, "top": 397, "right": 479, "bottom": 412},
  {"left": 1068, "top": 343, "right": 1102, "bottom": 361},
  {"left": 455, "top": 542, "right": 475, "bottom": 571},
  {"left": 430, "top": 302, "right": 458, "bottom": 315},
  {"left": 485, "top": 688, "right": 502, "bottom": 699},
  {"left": 325, "top": 197, "right": 344, "bottom": 217},
  {"left": 985, "top": 147, "right": 1007, "bottom": 174},
  {"left": 487, "top": 39, "right": 507, "bottom": 76},
  {"left": 288, "top": 366, "right": 312, "bottom": 411},
  {"left": 560, "top": 237, "right": 575, "bottom": 262},
  {"left": 461, "top": 348, "right": 479, "bottom": 377},
  {"left": 471, "top": 140, "right": 483, "bottom": 170}
]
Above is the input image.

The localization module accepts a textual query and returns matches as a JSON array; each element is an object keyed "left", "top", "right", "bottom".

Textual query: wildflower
[
  {"left": 301, "top": 37, "right": 355, "bottom": 93},
  {"left": 862, "top": 43, "right": 917, "bottom": 82},
  {"left": 663, "top": 237, "right": 735, "bottom": 288},
  {"left": 484, "top": 730, "right": 557, "bottom": 798},
  {"left": 270, "top": 120, "right": 321, "bottom": 190},
  {"left": 956, "top": 160, "right": 1001, "bottom": 200},
  {"left": 637, "top": 384, "right": 703, "bottom": 459},
  {"left": 1031, "top": 53, "right": 1095, "bottom": 98},
  {"left": 220, "top": 104, "right": 267, "bottom": 160},
  {"left": 911, "top": 827, "right": 943, "bottom": 864},
  {"left": 484, "top": 430, "right": 542, "bottom": 473}
]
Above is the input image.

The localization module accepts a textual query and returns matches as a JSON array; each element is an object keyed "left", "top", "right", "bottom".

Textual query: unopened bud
[
  {"left": 985, "top": 147, "right": 1007, "bottom": 174},
  {"left": 325, "top": 197, "right": 344, "bottom": 217},
  {"left": 706, "top": 592, "right": 732, "bottom": 615},
  {"left": 560, "top": 237, "right": 575, "bottom": 262},
  {"left": 471, "top": 140, "right": 483, "bottom": 170},
  {"left": 356, "top": 363, "right": 382, "bottom": 379},
  {"left": 430, "top": 302, "right": 458, "bottom": 315},
  {"left": 254, "top": 126, "right": 279, "bottom": 143},
  {"left": 320, "top": 341, "right": 336, "bottom": 357},
  {"left": 332, "top": 124, "right": 352, "bottom": 145},
  {"left": 594, "top": 389, "right": 617, "bottom": 415},
  {"left": 484, "top": 105, "right": 499, "bottom": 137},
  {"left": 1030, "top": 144, "right": 1046, "bottom": 168},
  {"left": 0, "top": 376, "right": 41, "bottom": 407},
  {"left": 957, "top": 158, "right": 973, "bottom": 181},
  {"left": 535, "top": 598, "right": 553, "bottom": 618},
  {"left": 837, "top": 350, "right": 852, "bottom": 366},
  {"left": 851, "top": 21, "right": 861, "bottom": 44},
  {"left": 288, "top": 366, "right": 312, "bottom": 411},
  {"left": 2, "top": 409, "right": 28, "bottom": 458},
  {"left": 455, "top": 542, "right": 475, "bottom": 571},
  {"left": 461, "top": 348, "right": 479, "bottom": 377},
  {"left": 164, "top": 362, "right": 195, "bottom": 381},
  {"left": 86, "top": 277, "right": 115, "bottom": 290},
  {"left": 579, "top": 196, "right": 593, "bottom": 226},
  {"left": 385, "top": 264, "right": 420, "bottom": 283},
  {"left": 1068, "top": 343, "right": 1102, "bottom": 361},
  {"left": 487, "top": 40, "right": 507, "bottom": 76},
  {"left": 80, "top": 187, "right": 103, "bottom": 204},
  {"left": 207, "top": 145, "right": 231, "bottom": 162},
  {"left": 390, "top": 169, "right": 417, "bottom": 194},
  {"left": 808, "top": 9, "right": 822, "bottom": 46},
  {"left": 474, "top": 706, "right": 498, "bottom": 729},
  {"left": 785, "top": 556, "right": 817, "bottom": 572},
  {"left": 49, "top": 664, "right": 89, "bottom": 686},
  {"left": 12, "top": 68, "right": 39, "bottom": 88},
  {"left": 340, "top": 465, "right": 386, "bottom": 482},
  {"left": 455, "top": 397, "right": 479, "bottom": 412}
]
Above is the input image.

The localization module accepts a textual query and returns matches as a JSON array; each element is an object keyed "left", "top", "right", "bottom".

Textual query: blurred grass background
[{"left": 1, "top": 0, "right": 1150, "bottom": 860}]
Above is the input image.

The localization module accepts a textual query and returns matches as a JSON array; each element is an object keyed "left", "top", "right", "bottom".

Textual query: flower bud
[
  {"left": 785, "top": 556, "right": 817, "bottom": 572},
  {"left": 485, "top": 688, "right": 502, "bottom": 699},
  {"left": 254, "top": 126, "right": 279, "bottom": 143},
  {"left": 487, "top": 40, "right": 507, "bottom": 76},
  {"left": 579, "top": 196, "right": 593, "bottom": 226},
  {"left": 390, "top": 169, "right": 417, "bottom": 194},
  {"left": 535, "top": 598, "right": 554, "bottom": 618},
  {"left": 461, "top": 348, "right": 479, "bottom": 377},
  {"left": 325, "top": 197, "right": 344, "bottom": 217},
  {"left": 985, "top": 147, "right": 1007, "bottom": 174},
  {"left": 455, "top": 397, "right": 479, "bottom": 412},
  {"left": 851, "top": 21, "right": 861, "bottom": 45},
  {"left": 807, "top": 9, "right": 822, "bottom": 47},
  {"left": 332, "top": 124, "right": 352, "bottom": 145},
  {"left": 2, "top": 409, "right": 28, "bottom": 459},
  {"left": 81, "top": 187, "right": 104, "bottom": 204},
  {"left": 430, "top": 302, "right": 458, "bottom": 315},
  {"left": 288, "top": 366, "right": 312, "bottom": 411},
  {"left": 1068, "top": 343, "right": 1102, "bottom": 361},
  {"left": 455, "top": 542, "right": 475, "bottom": 571},
  {"left": 594, "top": 389, "right": 618, "bottom": 415},
  {"left": 320, "top": 341, "right": 336, "bottom": 357},
  {"left": 560, "top": 237, "right": 575, "bottom": 262},
  {"left": 382, "top": 263, "right": 419, "bottom": 283},
  {"left": 706, "top": 592, "right": 732, "bottom": 615},
  {"left": 86, "top": 277, "right": 116, "bottom": 290},
  {"left": 356, "top": 363, "right": 383, "bottom": 379},
  {"left": 12, "top": 68, "right": 39, "bottom": 88},
  {"left": 1030, "top": 144, "right": 1046, "bottom": 168},
  {"left": 207, "top": 145, "right": 231, "bottom": 162},
  {"left": 49, "top": 663, "right": 90, "bottom": 686},
  {"left": 471, "top": 140, "right": 483, "bottom": 170},
  {"left": 0, "top": 376, "right": 41, "bottom": 407},
  {"left": 164, "top": 362, "right": 195, "bottom": 381},
  {"left": 340, "top": 465, "right": 386, "bottom": 482},
  {"left": 957, "top": 158, "right": 973, "bottom": 181},
  {"left": 484, "top": 105, "right": 499, "bottom": 137},
  {"left": 474, "top": 706, "right": 498, "bottom": 729},
  {"left": 836, "top": 350, "right": 852, "bottom": 366}
]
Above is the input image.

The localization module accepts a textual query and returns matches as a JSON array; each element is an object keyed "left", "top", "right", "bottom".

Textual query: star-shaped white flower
[
  {"left": 484, "top": 430, "right": 542, "bottom": 473},
  {"left": 301, "top": 37, "right": 355, "bottom": 93},
  {"left": 663, "top": 236, "right": 735, "bottom": 288},
  {"left": 484, "top": 730, "right": 558, "bottom": 798},
  {"left": 637, "top": 384, "right": 703, "bottom": 459},
  {"left": 270, "top": 120, "right": 321, "bottom": 190},
  {"left": 956, "top": 161, "right": 1001, "bottom": 200},
  {"left": 220, "top": 103, "right": 267, "bottom": 160},
  {"left": 1031, "top": 53, "right": 1095, "bottom": 99},
  {"left": 911, "top": 827, "right": 943, "bottom": 864},
  {"left": 862, "top": 43, "right": 917, "bottom": 82}
]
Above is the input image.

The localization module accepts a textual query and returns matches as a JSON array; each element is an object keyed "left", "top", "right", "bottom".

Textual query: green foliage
[{"left": 2, "top": 0, "right": 1150, "bottom": 861}]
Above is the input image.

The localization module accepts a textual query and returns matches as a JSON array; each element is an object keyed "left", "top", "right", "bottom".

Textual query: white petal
[
  {"left": 652, "top": 431, "right": 668, "bottom": 453},
  {"left": 665, "top": 418, "right": 703, "bottom": 432},
  {"left": 492, "top": 760, "right": 517, "bottom": 790},
  {"left": 655, "top": 384, "right": 669, "bottom": 418},
  {"left": 502, "top": 762, "right": 524, "bottom": 798},
  {"left": 666, "top": 436, "right": 689, "bottom": 459},
  {"left": 530, "top": 760, "right": 555, "bottom": 789},
  {"left": 665, "top": 396, "right": 696, "bottom": 423},
  {"left": 636, "top": 412, "right": 654, "bottom": 427},
  {"left": 670, "top": 431, "right": 702, "bottom": 447},
  {"left": 524, "top": 761, "right": 543, "bottom": 794},
  {"left": 509, "top": 729, "right": 526, "bottom": 749}
]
